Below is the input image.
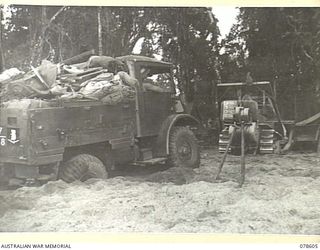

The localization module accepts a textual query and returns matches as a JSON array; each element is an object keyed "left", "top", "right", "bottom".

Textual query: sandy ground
[{"left": 0, "top": 148, "right": 319, "bottom": 234}]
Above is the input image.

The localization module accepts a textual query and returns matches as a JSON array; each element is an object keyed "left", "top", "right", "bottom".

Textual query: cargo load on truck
[{"left": 0, "top": 55, "right": 137, "bottom": 106}]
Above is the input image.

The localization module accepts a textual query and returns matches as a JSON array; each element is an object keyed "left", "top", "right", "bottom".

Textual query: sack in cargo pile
[
  {"left": 79, "top": 73, "right": 114, "bottom": 100},
  {"left": 117, "top": 71, "right": 138, "bottom": 88},
  {"left": 37, "top": 60, "right": 58, "bottom": 86},
  {"left": 0, "top": 68, "right": 23, "bottom": 83},
  {"left": 3, "top": 60, "right": 58, "bottom": 100},
  {"left": 101, "top": 84, "right": 135, "bottom": 105},
  {"left": 79, "top": 72, "right": 135, "bottom": 103},
  {"left": 5, "top": 75, "right": 44, "bottom": 100}
]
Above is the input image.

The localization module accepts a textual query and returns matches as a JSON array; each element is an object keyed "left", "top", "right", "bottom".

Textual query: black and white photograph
[{"left": 0, "top": 4, "right": 319, "bottom": 238}]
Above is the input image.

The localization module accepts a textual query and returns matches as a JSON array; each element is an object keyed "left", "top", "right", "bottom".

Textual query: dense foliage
[
  {"left": 0, "top": 5, "right": 220, "bottom": 123},
  {"left": 1, "top": 6, "right": 320, "bottom": 121}
]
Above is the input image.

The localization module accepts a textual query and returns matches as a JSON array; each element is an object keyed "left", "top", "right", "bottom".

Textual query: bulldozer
[{"left": 217, "top": 81, "right": 287, "bottom": 154}]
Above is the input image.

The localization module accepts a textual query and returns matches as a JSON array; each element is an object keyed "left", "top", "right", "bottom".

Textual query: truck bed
[{"left": 0, "top": 98, "right": 136, "bottom": 166}]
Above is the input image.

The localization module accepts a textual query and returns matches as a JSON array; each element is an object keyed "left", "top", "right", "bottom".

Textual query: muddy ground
[{"left": 0, "top": 148, "right": 319, "bottom": 234}]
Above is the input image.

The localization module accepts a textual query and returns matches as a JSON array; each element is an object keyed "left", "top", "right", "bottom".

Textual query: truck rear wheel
[
  {"left": 168, "top": 126, "right": 200, "bottom": 168},
  {"left": 59, "top": 154, "right": 108, "bottom": 183}
]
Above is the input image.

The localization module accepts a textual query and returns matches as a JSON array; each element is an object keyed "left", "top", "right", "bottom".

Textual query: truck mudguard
[{"left": 155, "top": 114, "right": 200, "bottom": 157}]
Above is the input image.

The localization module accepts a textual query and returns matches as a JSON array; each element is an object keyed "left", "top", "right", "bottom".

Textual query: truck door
[{"left": 135, "top": 63, "right": 174, "bottom": 137}]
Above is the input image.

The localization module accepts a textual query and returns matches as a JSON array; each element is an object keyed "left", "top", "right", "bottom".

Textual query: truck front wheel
[
  {"left": 168, "top": 126, "right": 200, "bottom": 168},
  {"left": 59, "top": 154, "right": 108, "bottom": 183}
]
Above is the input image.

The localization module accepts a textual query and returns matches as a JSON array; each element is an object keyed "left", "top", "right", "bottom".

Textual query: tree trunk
[
  {"left": 30, "top": 6, "right": 66, "bottom": 65},
  {"left": 102, "top": 8, "right": 112, "bottom": 56},
  {"left": 31, "top": 6, "right": 47, "bottom": 66},
  {"left": 97, "top": 7, "right": 103, "bottom": 56}
]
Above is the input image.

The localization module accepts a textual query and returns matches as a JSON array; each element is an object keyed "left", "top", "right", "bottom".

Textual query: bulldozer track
[
  {"left": 219, "top": 126, "right": 275, "bottom": 154},
  {"left": 259, "top": 128, "right": 275, "bottom": 154},
  {"left": 218, "top": 128, "right": 231, "bottom": 153}
]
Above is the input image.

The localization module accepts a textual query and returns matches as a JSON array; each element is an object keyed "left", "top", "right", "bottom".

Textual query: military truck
[{"left": 0, "top": 55, "right": 200, "bottom": 186}]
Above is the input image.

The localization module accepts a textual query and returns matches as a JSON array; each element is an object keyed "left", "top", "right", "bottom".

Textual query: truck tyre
[
  {"left": 59, "top": 154, "right": 108, "bottom": 183},
  {"left": 168, "top": 126, "right": 200, "bottom": 168}
]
